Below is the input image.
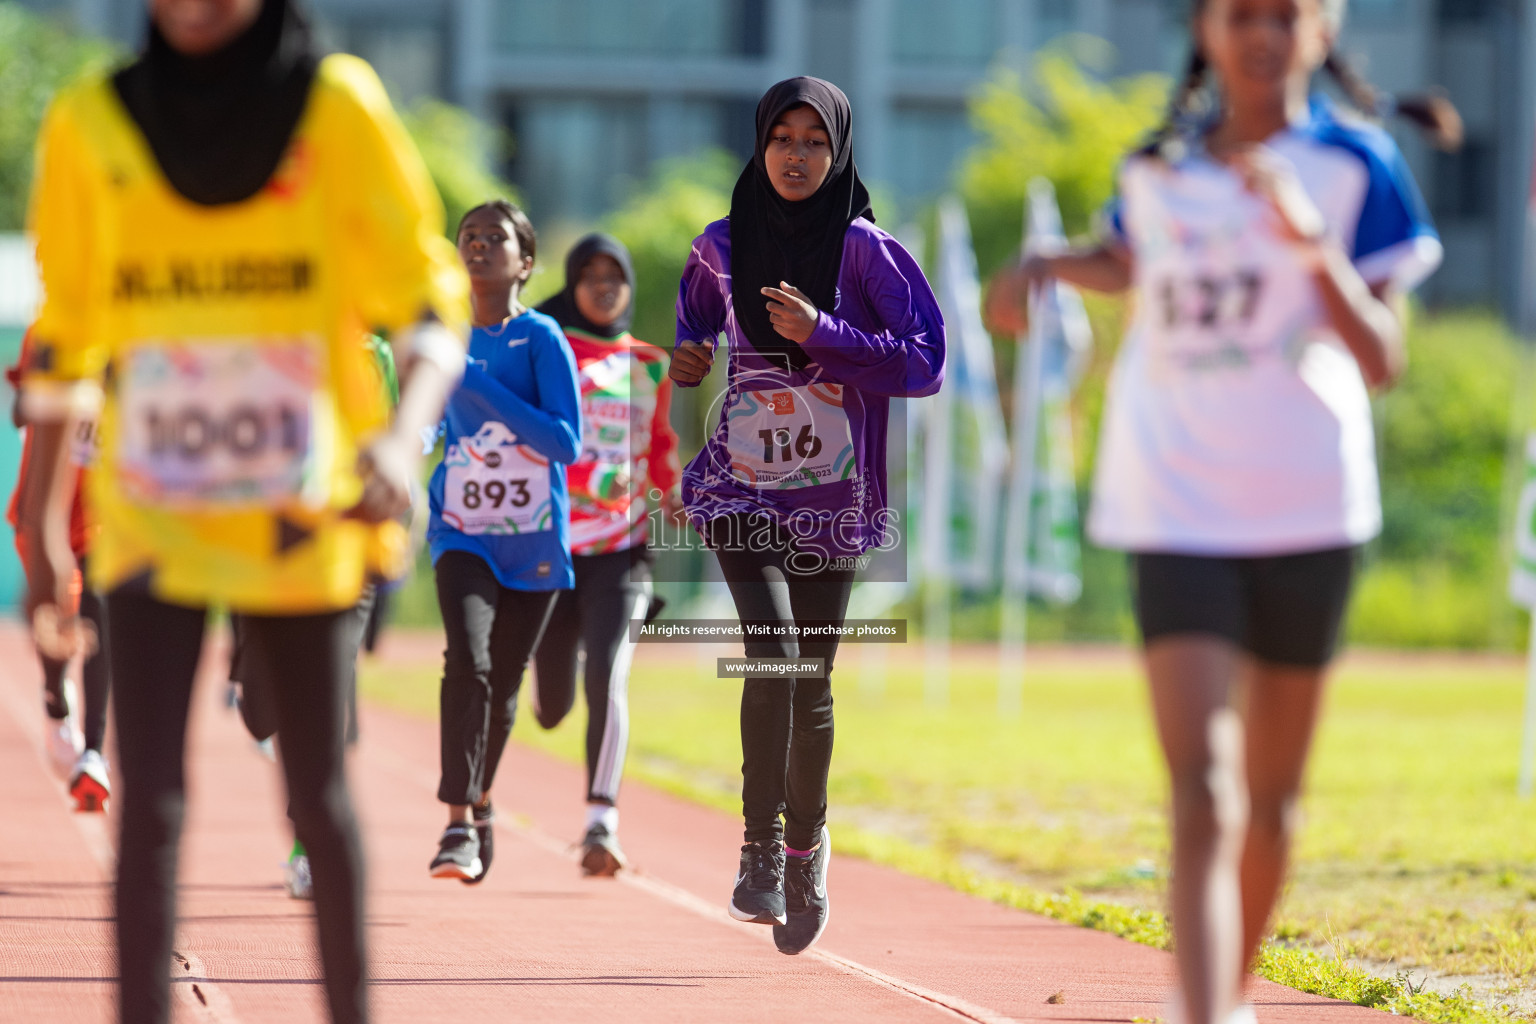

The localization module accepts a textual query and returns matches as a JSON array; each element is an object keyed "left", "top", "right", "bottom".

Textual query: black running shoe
[
  {"left": 461, "top": 803, "right": 494, "bottom": 886},
  {"left": 429, "top": 824, "right": 482, "bottom": 881},
  {"left": 580, "top": 822, "right": 627, "bottom": 877},
  {"left": 774, "top": 827, "right": 831, "bottom": 954},
  {"left": 729, "top": 839, "right": 786, "bottom": 925}
]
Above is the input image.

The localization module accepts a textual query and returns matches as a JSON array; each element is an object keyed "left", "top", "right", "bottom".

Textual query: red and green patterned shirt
[{"left": 563, "top": 328, "right": 681, "bottom": 555}]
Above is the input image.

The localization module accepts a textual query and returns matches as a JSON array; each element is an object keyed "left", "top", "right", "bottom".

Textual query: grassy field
[{"left": 360, "top": 641, "right": 1536, "bottom": 1022}]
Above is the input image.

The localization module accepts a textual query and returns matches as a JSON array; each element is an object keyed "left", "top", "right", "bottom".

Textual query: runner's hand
[
  {"left": 1224, "top": 146, "right": 1327, "bottom": 244},
  {"left": 983, "top": 255, "right": 1055, "bottom": 336},
  {"left": 349, "top": 432, "right": 418, "bottom": 523},
  {"left": 670, "top": 340, "right": 715, "bottom": 386},
  {"left": 761, "top": 282, "right": 819, "bottom": 343},
  {"left": 24, "top": 543, "right": 94, "bottom": 661}
]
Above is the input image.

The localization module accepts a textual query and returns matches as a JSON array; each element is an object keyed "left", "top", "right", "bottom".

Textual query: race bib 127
[
  {"left": 442, "top": 421, "right": 553, "bottom": 534},
  {"left": 115, "top": 338, "right": 321, "bottom": 507}
]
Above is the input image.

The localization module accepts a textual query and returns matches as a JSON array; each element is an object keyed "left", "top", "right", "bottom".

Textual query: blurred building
[{"left": 20, "top": 0, "right": 1536, "bottom": 311}]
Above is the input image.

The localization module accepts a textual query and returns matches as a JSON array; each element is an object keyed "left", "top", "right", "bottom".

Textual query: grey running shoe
[
  {"left": 774, "top": 827, "right": 830, "bottom": 954},
  {"left": 429, "top": 824, "right": 482, "bottom": 881},
  {"left": 729, "top": 840, "right": 786, "bottom": 925},
  {"left": 461, "top": 803, "right": 494, "bottom": 886},
  {"left": 580, "top": 822, "right": 627, "bottom": 877}
]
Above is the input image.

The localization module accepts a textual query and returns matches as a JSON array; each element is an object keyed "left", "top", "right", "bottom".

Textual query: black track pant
[
  {"left": 532, "top": 549, "right": 652, "bottom": 805},
  {"left": 706, "top": 514, "right": 856, "bottom": 850},
  {"left": 232, "top": 585, "right": 374, "bottom": 747},
  {"left": 40, "top": 557, "right": 110, "bottom": 753},
  {"left": 108, "top": 589, "right": 368, "bottom": 1024},
  {"left": 435, "top": 551, "right": 559, "bottom": 806}
]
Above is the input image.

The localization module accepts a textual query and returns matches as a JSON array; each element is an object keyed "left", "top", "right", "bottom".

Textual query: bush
[{"left": 0, "top": 2, "right": 116, "bottom": 231}]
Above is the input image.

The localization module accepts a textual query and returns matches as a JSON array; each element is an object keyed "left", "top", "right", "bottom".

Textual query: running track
[{"left": 0, "top": 622, "right": 1394, "bottom": 1023}]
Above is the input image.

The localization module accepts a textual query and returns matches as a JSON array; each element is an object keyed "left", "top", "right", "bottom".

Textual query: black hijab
[
  {"left": 729, "top": 77, "right": 873, "bottom": 372},
  {"left": 114, "top": 0, "right": 321, "bottom": 206},
  {"left": 536, "top": 233, "right": 636, "bottom": 337}
]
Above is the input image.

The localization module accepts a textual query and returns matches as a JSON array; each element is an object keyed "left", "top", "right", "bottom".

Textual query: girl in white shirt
[{"left": 986, "top": 2, "right": 1459, "bottom": 1021}]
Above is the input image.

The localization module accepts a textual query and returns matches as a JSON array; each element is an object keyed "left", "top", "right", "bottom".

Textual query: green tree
[
  {"left": 0, "top": 2, "right": 115, "bottom": 231},
  {"left": 958, "top": 45, "right": 1168, "bottom": 277},
  {"left": 400, "top": 99, "right": 519, "bottom": 237},
  {"left": 600, "top": 149, "right": 737, "bottom": 355}
]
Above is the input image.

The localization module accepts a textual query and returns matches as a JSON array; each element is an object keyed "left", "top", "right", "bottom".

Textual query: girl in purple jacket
[{"left": 670, "top": 76, "right": 945, "bottom": 955}]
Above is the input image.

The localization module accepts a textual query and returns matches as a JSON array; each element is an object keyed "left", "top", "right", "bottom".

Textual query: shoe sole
[
  {"left": 71, "top": 774, "right": 109, "bottom": 813},
  {"left": 774, "top": 904, "right": 831, "bottom": 955},
  {"left": 581, "top": 844, "right": 624, "bottom": 877},
  {"left": 430, "top": 859, "right": 483, "bottom": 881},
  {"left": 727, "top": 900, "right": 786, "bottom": 926}
]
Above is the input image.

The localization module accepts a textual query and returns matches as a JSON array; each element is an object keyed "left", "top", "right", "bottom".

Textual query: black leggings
[
  {"left": 532, "top": 549, "right": 652, "bottom": 805},
  {"left": 435, "top": 550, "right": 559, "bottom": 806},
  {"left": 108, "top": 589, "right": 368, "bottom": 1024},
  {"left": 232, "top": 586, "right": 374, "bottom": 746},
  {"left": 706, "top": 514, "right": 856, "bottom": 850},
  {"left": 40, "top": 557, "right": 110, "bottom": 753}
]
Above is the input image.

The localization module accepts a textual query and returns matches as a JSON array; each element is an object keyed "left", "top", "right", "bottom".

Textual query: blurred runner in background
[
  {"left": 985, "top": 2, "right": 1459, "bottom": 1021},
  {"left": 533, "top": 232, "right": 682, "bottom": 876},
  {"left": 15, "top": 1, "right": 468, "bottom": 1021},
  {"left": 9, "top": 328, "right": 112, "bottom": 811}
]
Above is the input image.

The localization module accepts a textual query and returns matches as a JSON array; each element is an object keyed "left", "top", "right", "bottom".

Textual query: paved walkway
[{"left": 0, "top": 622, "right": 1393, "bottom": 1022}]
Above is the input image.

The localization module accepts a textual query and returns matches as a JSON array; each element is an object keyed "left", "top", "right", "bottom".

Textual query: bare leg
[
  {"left": 1145, "top": 636, "right": 1249, "bottom": 1024},
  {"left": 1237, "top": 660, "right": 1329, "bottom": 969}
]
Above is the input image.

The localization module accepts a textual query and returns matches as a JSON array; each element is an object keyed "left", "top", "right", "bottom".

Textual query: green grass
[{"left": 360, "top": 643, "right": 1535, "bottom": 1022}]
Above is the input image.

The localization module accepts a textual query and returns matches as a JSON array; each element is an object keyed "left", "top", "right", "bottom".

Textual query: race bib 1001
[
  {"left": 725, "top": 379, "right": 854, "bottom": 490},
  {"left": 116, "top": 339, "right": 321, "bottom": 507},
  {"left": 442, "top": 421, "right": 553, "bottom": 534}
]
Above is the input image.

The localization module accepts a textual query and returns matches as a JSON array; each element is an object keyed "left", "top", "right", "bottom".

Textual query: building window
[
  {"left": 893, "top": 0, "right": 997, "bottom": 66},
  {"left": 493, "top": 0, "right": 757, "bottom": 57},
  {"left": 889, "top": 103, "right": 975, "bottom": 206},
  {"left": 1038, "top": 0, "right": 1074, "bottom": 42},
  {"left": 1437, "top": 0, "right": 1496, "bottom": 24},
  {"left": 1433, "top": 137, "right": 1494, "bottom": 219}
]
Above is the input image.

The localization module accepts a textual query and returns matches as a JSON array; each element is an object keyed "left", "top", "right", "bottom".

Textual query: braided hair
[{"left": 1144, "top": 0, "right": 1462, "bottom": 157}]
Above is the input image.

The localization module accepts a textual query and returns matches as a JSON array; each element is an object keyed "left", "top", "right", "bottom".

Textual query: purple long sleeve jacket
[{"left": 675, "top": 216, "right": 946, "bottom": 560}]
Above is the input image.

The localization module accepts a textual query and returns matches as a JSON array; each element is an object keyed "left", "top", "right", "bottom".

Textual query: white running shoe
[
  {"left": 46, "top": 679, "right": 84, "bottom": 780},
  {"left": 284, "top": 852, "right": 313, "bottom": 900},
  {"left": 69, "top": 749, "right": 110, "bottom": 813}
]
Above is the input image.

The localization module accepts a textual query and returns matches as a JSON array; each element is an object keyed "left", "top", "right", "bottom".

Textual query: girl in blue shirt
[{"left": 427, "top": 200, "right": 581, "bottom": 883}]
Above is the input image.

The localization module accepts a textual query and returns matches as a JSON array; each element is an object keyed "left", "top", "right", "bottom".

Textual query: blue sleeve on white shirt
[{"left": 1315, "top": 115, "right": 1442, "bottom": 289}]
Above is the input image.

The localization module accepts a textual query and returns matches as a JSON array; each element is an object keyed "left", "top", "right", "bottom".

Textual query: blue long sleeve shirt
[{"left": 428, "top": 309, "right": 582, "bottom": 590}]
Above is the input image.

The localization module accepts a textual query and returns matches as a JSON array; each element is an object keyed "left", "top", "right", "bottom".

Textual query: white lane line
[
  {"left": 365, "top": 733, "right": 1019, "bottom": 1024},
  {"left": 0, "top": 638, "right": 238, "bottom": 1024}
]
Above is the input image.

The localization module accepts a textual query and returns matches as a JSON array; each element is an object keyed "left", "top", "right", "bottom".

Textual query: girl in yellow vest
[{"left": 16, "top": 2, "right": 468, "bottom": 1021}]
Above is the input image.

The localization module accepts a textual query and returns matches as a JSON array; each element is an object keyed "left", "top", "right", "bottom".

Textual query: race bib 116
[
  {"left": 442, "top": 421, "right": 553, "bottom": 534},
  {"left": 725, "top": 379, "right": 854, "bottom": 490},
  {"left": 116, "top": 339, "right": 321, "bottom": 507}
]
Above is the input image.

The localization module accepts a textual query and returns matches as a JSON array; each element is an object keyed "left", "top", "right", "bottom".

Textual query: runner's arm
[
  {"left": 794, "top": 235, "right": 945, "bottom": 398},
  {"left": 455, "top": 327, "right": 581, "bottom": 463}
]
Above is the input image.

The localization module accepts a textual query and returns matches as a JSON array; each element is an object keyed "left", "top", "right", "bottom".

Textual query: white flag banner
[
  {"left": 1003, "top": 180, "right": 1093, "bottom": 606},
  {"left": 934, "top": 196, "right": 1010, "bottom": 590}
]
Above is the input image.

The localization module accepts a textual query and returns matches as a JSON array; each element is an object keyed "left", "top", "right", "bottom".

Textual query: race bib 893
[{"left": 442, "top": 421, "right": 553, "bottom": 534}]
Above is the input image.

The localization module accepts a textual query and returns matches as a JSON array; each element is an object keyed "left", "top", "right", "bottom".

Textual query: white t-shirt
[{"left": 1088, "top": 100, "right": 1442, "bottom": 556}]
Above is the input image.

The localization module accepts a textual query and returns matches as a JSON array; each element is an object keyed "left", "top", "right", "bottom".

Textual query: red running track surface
[{"left": 0, "top": 622, "right": 1393, "bottom": 1023}]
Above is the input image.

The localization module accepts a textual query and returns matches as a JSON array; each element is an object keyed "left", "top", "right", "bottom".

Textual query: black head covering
[
  {"left": 536, "top": 233, "right": 636, "bottom": 337},
  {"left": 113, "top": 0, "right": 321, "bottom": 206},
  {"left": 729, "top": 77, "right": 873, "bottom": 372}
]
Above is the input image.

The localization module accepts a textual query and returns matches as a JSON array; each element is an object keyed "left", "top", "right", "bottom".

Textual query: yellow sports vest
[{"left": 24, "top": 54, "right": 468, "bottom": 612}]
